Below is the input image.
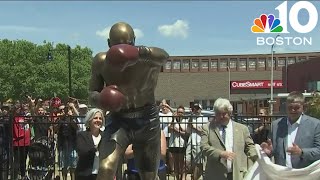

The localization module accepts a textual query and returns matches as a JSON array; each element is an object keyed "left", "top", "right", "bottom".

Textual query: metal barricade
[{"left": 0, "top": 114, "right": 280, "bottom": 180}]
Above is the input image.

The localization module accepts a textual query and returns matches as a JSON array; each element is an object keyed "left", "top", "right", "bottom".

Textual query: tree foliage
[
  {"left": 305, "top": 93, "right": 320, "bottom": 119},
  {"left": 0, "top": 39, "right": 93, "bottom": 102}
]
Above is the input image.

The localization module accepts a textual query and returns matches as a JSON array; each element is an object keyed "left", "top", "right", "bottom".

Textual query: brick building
[
  {"left": 155, "top": 52, "right": 320, "bottom": 115},
  {"left": 284, "top": 56, "right": 320, "bottom": 92}
]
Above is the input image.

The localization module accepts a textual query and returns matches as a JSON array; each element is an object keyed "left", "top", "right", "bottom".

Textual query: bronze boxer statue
[{"left": 89, "top": 22, "right": 169, "bottom": 180}]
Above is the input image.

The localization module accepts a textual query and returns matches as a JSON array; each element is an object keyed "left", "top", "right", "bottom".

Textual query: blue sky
[{"left": 0, "top": 1, "right": 319, "bottom": 56}]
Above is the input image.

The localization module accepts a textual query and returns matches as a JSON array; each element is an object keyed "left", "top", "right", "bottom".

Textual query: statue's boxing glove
[
  {"left": 99, "top": 85, "right": 126, "bottom": 111},
  {"left": 137, "top": 46, "right": 152, "bottom": 58},
  {"left": 107, "top": 44, "right": 139, "bottom": 71}
]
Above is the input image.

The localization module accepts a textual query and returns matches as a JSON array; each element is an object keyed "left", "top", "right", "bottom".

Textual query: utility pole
[{"left": 269, "top": 34, "right": 280, "bottom": 115}]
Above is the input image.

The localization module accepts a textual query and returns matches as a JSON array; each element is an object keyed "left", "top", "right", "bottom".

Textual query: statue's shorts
[{"left": 99, "top": 104, "right": 161, "bottom": 173}]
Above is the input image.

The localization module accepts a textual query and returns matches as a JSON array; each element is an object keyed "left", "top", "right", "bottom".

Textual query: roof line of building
[{"left": 169, "top": 51, "right": 320, "bottom": 58}]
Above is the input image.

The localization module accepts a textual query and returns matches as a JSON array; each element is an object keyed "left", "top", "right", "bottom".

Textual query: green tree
[
  {"left": 0, "top": 39, "right": 93, "bottom": 102},
  {"left": 305, "top": 93, "right": 320, "bottom": 119}
]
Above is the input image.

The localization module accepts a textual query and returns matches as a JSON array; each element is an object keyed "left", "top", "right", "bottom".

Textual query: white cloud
[
  {"left": 133, "top": 29, "right": 144, "bottom": 39},
  {"left": 96, "top": 26, "right": 111, "bottom": 40},
  {"left": 96, "top": 26, "right": 144, "bottom": 40},
  {"left": 0, "top": 25, "right": 47, "bottom": 32},
  {"left": 158, "top": 20, "right": 189, "bottom": 39}
]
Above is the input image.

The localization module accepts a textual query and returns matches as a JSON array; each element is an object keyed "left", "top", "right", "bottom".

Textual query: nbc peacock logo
[
  {"left": 252, "top": 1, "right": 317, "bottom": 46},
  {"left": 251, "top": 14, "right": 283, "bottom": 33}
]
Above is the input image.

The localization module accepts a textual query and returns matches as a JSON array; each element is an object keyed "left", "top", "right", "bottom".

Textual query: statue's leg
[
  {"left": 97, "top": 127, "right": 130, "bottom": 180},
  {"left": 134, "top": 119, "right": 161, "bottom": 180}
]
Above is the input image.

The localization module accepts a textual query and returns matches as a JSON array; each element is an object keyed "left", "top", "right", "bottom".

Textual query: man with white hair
[{"left": 200, "top": 98, "right": 257, "bottom": 180}]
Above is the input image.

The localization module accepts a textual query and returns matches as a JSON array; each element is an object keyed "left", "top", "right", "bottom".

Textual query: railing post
[
  {"left": 234, "top": 112, "right": 238, "bottom": 122},
  {"left": 9, "top": 113, "right": 14, "bottom": 180}
]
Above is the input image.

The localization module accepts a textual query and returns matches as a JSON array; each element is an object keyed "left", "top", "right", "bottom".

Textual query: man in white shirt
[
  {"left": 159, "top": 102, "right": 173, "bottom": 140},
  {"left": 261, "top": 91, "right": 320, "bottom": 168}
]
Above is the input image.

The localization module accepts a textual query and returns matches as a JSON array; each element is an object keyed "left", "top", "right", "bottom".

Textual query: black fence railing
[{"left": 0, "top": 115, "right": 284, "bottom": 180}]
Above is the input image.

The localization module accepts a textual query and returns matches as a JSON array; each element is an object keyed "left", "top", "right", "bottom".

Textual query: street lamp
[
  {"left": 269, "top": 34, "right": 280, "bottom": 115},
  {"left": 47, "top": 45, "right": 72, "bottom": 97},
  {"left": 227, "top": 65, "right": 231, "bottom": 100}
]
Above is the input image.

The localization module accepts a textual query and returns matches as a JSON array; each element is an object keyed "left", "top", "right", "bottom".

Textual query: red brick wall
[{"left": 286, "top": 57, "right": 320, "bottom": 92}]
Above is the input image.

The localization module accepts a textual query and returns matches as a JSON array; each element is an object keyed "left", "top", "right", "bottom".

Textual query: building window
[
  {"left": 210, "top": 59, "right": 218, "bottom": 69},
  {"left": 248, "top": 58, "right": 256, "bottom": 69},
  {"left": 173, "top": 60, "right": 181, "bottom": 70},
  {"left": 267, "top": 57, "right": 276, "bottom": 68},
  {"left": 277, "top": 58, "right": 286, "bottom": 67},
  {"left": 219, "top": 58, "right": 227, "bottom": 70},
  {"left": 209, "top": 99, "right": 215, "bottom": 110},
  {"left": 229, "top": 58, "right": 237, "bottom": 69},
  {"left": 307, "top": 81, "right": 320, "bottom": 91},
  {"left": 201, "top": 60, "right": 209, "bottom": 69},
  {"left": 308, "top": 81, "right": 314, "bottom": 91},
  {"left": 298, "top": 56, "right": 306, "bottom": 62},
  {"left": 257, "top": 58, "right": 266, "bottom": 68},
  {"left": 239, "top": 58, "right": 247, "bottom": 70},
  {"left": 287, "top": 57, "right": 296, "bottom": 65},
  {"left": 201, "top": 100, "right": 208, "bottom": 110},
  {"left": 165, "top": 61, "right": 171, "bottom": 70},
  {"left": 192, "top": 60, "right": 199, "bottom": 69},
  {"left": 182, "top": 60, "right": 189, "bottom": 69},
  {"left": 308, "top": 56, "right": 317, "bottom": 60}
]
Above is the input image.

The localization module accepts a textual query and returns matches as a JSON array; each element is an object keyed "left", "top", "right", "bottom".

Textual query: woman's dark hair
[{"left": 177, "top": 105, "right": 185, "bottom": 111}]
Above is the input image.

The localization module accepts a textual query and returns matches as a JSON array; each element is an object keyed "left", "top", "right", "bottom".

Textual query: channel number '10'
[{"left": 277, "top": 1, "right": 318, "bottom": 33}]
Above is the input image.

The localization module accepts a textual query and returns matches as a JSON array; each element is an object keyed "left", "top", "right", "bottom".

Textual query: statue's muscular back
[{"left": 93, "top": 52, "right": 160, "bottom": 110}]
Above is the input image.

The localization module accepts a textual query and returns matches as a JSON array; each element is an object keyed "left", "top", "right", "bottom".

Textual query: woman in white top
[
  {"left": 75, "top": 108, "right": 105, "bottom": 180},
  {"left": 168, "top": 106, "right": 189, "bottom": 180}
]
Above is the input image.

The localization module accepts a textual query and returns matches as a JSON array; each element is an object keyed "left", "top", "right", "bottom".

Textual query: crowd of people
[
  {"left": 0, "top": 96, "right": 210, "bottom": 180},
  {"left": 0, "top": 91, "right": 319, "bottom": 180},
  {"left": 0, "top": 96, "right": 91, "bottom": 180}
]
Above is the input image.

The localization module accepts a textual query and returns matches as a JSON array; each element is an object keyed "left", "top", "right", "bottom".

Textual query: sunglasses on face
[
  {"left": 287, "top": 103, "right": 303, "bottom": 110},
  {"left": 288, "top": 105, "right": 302, "bottom": 110}
]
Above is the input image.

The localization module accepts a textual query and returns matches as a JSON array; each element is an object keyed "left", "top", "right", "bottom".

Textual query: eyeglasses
[{"left": 177, "top": 111, "right": 184, "bottom": 114}]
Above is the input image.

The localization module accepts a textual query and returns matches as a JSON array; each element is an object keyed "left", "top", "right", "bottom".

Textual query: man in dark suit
[{"left": 261, "top": 91, "right": 320, "bottom": 168}]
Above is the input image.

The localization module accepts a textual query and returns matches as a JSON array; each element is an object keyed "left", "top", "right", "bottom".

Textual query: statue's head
[{"left": 108, "top": 22, "right": 135, "bottom": 47}]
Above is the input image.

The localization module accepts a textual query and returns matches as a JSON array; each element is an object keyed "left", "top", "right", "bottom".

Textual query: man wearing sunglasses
[{"left": 261, "top": 91, "right": 320, "bottom": 168}]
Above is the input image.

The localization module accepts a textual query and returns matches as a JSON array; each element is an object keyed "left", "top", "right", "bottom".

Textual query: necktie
[{"left": 221, "top": 125, "right": 226, "bottom": 144}]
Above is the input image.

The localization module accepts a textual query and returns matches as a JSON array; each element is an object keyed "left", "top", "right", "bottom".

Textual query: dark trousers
[
  {"left": 0, "top": 160, "right": 8, "bottom": 180},
  {"left": 76, "top": 174, "right": 97, "bottom": 180},
  {"left": 13, "top": 146, "right": 28, "bottom": 178},
  {"left": 0, "top": 147, "right": 8, "bottom": 180}
]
